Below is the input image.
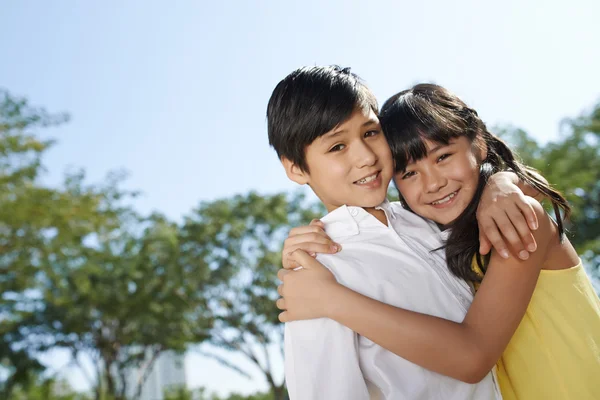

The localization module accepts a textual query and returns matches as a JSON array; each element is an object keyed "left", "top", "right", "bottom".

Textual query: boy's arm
[
  {"left": 284, "top": 319, "right": 370, "bottom": 400},
  {"left": 285, "top": 314, "right": 370, "bottom": 399}
]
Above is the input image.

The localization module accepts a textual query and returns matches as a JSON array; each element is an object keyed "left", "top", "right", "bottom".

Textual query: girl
[{"left": 276, "top": 84, "right": 600, "bottom": 399}]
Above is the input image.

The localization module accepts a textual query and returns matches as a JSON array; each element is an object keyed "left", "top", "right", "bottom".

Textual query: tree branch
[{"left": 196, "top": 349, "right": 253, "bottom": 379}]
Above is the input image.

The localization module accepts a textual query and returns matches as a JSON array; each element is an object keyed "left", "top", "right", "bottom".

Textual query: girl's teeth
[{"left": 432, "top": 191, "right": 457, "bottom": 205}]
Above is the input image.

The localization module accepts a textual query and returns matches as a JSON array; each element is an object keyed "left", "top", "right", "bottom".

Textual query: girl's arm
[{"left": 280, "top": 198, "right": 555, "bottom": 383}]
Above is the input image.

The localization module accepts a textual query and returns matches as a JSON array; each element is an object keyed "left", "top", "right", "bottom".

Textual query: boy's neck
[
  {"left": 365, "top": 207, "right": 388, "bottom": 226},
  {"left": 324, "top": 204, "right": 389, "bottom": 226}
]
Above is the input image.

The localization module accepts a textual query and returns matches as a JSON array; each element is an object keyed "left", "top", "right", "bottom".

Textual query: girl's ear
[{"left": 474, "top": 135, "right": 488, "bottom": 162}]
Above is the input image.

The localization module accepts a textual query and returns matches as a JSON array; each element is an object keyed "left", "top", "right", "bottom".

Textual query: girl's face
[{"left": 394, "top": 136, "right": 485, "bottom": 226}]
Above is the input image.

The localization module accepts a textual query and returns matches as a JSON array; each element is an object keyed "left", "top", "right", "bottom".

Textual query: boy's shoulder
[
  {"left": 380, "top": 202, "right": 444, "bottom": 252},
  {"left": 317, "top": 201, "right": 441, "bottom": 243},
  {"left": 383, "top": 201, "right": 440, "bottom": 232},
  {"left": 319, "top": 205, "right": 375, "bottom": 242}
]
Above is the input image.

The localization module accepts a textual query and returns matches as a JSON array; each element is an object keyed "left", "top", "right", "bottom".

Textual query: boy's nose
[{"left": 355, "top": 142, "right": 377, "bottom": 167}]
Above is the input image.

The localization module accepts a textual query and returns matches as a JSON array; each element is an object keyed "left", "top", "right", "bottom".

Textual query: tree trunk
[
  {"left": 0, "top": 385, "right": 15, "bottom": 400},
  {"left": 272, "top": 384, "right": 288, "bottom": 400},
  {"left": 104, "top": 360, "right": 118, "bottom": 400}
]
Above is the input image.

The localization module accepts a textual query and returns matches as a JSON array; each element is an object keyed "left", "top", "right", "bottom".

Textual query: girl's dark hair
[{"left": 380, "top": 84, "right": 571, "bottom": 282}]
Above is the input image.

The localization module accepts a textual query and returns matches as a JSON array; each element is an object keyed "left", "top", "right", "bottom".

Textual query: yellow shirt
[{"left": 473, "top": 261, "right": 600, "bottom": 399}]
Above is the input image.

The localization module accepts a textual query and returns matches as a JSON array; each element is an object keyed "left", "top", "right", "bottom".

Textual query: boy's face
[{"left": 283, "top": 107, "right": 393, "bottom": 212}]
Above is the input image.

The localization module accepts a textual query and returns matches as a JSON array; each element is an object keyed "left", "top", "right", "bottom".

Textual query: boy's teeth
[
  {"left": 432, "top": 191, "right": 457, "bottom": 205},
  {"left": 356, "top": 174, "right": 377, "bottom": 184}
]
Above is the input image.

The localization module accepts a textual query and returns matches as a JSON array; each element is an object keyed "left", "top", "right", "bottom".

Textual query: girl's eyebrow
[
  {"left": 428, "top": 144, "right": 446, "bottom": 154},
  {"left": 427, "top": 142, "right": 456, "bottom": 155}
]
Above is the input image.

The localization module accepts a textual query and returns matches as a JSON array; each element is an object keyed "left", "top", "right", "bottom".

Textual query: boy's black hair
[{"left": 267, "top": 65, "right": 378, "bottom": 172}]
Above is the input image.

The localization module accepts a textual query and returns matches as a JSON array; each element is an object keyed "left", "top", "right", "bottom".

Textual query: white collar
[{"left": 320, "top": 200, "right": 398, "bottom": 240}]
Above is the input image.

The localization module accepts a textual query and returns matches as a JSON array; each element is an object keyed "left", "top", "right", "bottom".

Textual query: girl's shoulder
[{"left": 525, "top": 196, "right": 562, "bottom": 249}]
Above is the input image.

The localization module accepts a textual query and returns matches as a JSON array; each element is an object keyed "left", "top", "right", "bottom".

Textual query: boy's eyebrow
[
  {"left": 361, "top": 118, "right": 380, "bottom": 128},
  {"left": 324, "top": 118, "right": 380, "bottom": 139}
]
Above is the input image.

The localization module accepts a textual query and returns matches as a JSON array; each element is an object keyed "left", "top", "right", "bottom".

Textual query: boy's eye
[
  {"left": 401, "top": 171, "right": 416, "bottom": 179},
  {"left": 329, "top": 144, "right": 345, "bottom": 152},
  {"left": 364, "top": 130, "right": 380, "bottom": 138}
]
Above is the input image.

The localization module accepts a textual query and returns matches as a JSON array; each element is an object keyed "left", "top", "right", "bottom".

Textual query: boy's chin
[{"left": 352, "top": 195, "right": 388, "bottom": 209}]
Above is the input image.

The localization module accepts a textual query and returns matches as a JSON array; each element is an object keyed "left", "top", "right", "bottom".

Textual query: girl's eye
[
  {"left": 364, "top": 130, "right": 380, "bottom": 138},
  {"left": 438, "top": 153, "right": 452, "bottom": 162},
  {"left": 329, "top": 144, "right": 345, "bottom": 152},
  {"left": 402, "top": 171, "right": 416, "bottom": 179}
]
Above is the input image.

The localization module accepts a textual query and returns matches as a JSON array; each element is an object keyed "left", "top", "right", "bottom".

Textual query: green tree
[
  {"left": 0, "top": 88, "right": 68, "bottom": 399},
  {"left": 497, "top": 99, "right": 600, "bottom": 279},
  {"left": 165, "top": 386, "right": 273, "bottom": 400},
  {"left": 181, "top": 191, "right": 323, "bottom": 400},
  {"left": 10, "top": 376, "right": 91, "bottom": 400},
  {"left": 30, "top": 182, "right": 227, "bottom": 400},
  {"left": 0, "top": 89, "right": 232, "bottom": 400}
]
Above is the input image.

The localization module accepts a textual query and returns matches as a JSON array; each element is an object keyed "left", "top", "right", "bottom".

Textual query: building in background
[{"left": 125, "top": 350, "right": 186, "bottom": 400}]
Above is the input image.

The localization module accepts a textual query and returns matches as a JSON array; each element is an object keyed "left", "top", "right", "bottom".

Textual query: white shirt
[{"left": 284, "top": 201, "right": 502, "bottom": 400}]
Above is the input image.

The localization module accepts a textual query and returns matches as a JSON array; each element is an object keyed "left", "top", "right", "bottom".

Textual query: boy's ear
[{"left": 281, "top": 157, "right": 309, "bottom": 185}]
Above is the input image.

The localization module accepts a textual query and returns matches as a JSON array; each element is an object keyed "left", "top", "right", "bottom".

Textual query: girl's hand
[
  {"left": 477, "top": 171, "right": 539, "bottom": 260},
  {"left": 282, "top": 219, "right": 341, "bottom": 269},
  {"left": 276, "top": 250, "right": 340, "bottom": 322}
]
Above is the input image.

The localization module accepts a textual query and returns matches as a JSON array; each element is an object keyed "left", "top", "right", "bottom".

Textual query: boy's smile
[{"left": 283, "top": 107, "right": 393, "bottom": 213}]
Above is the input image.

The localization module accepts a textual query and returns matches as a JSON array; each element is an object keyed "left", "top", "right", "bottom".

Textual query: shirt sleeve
[{"left": 284, "top": 316, "right": 370, "bottom": 400}]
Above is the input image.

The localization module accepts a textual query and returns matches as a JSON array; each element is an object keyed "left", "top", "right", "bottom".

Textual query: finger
[
  {"left": 284, "top": 233, "right": 339, "bottom": 253},
  {"left": 478, "top": 219, "right": 510, "bottom": 259},
  {"left": 276, "top": 298, "right": 286, "bottom": 310},
  {"left": 288, "top": 249, "right": 322, "bottom": 269},
  {"left": 309, "top": 219, "right": 325, "bottom": 227},
  {"left": 478, "top": 232, "right": 492, "bottom": 255},
  {"left": 277, "top": 268, "right": 289, "bottom": 282},
  {"left": 282, "top": 235, "right": 339, "bottom": 270},
  {"left": 278, "top": 311, "right": 288, "bottom": 323},
  {"left": 288, "top": 225, "right": 326, "bottom": 238},
  {"left": 284, "top": 232, "right": 331, "bottom": 248},
  {"left": 489, "top": 212, "right": 529, "bottom": 260},
  {"left": 282, "top": 257, "right": 302, "bottom": 270},
  {"left": 506, "top": 205, "right": 538, "bottom": 252},
  {"left": 514, "top": 195, "right": 539, "bottom": 230},
  {"left": 285, "top": 242, "right": 340, "bottom": 256},
  {"left": 277, "top": 284, "right": 284, "bottom": 296}
]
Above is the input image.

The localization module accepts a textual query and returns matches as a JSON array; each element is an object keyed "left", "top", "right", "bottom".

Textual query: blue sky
[{"left": 2, "top": 0, "right": 600, "bottom": 396}]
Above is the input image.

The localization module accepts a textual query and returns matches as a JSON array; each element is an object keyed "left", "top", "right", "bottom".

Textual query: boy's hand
[
  {"left": 477, "top": 172, "right": 539, "bottom": 260},
  {"left": 277, "top": 250, "right": 339, "bottom": 322},
  {"left": 282, "top": 219, "right": 341, "bottom": 269}
]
